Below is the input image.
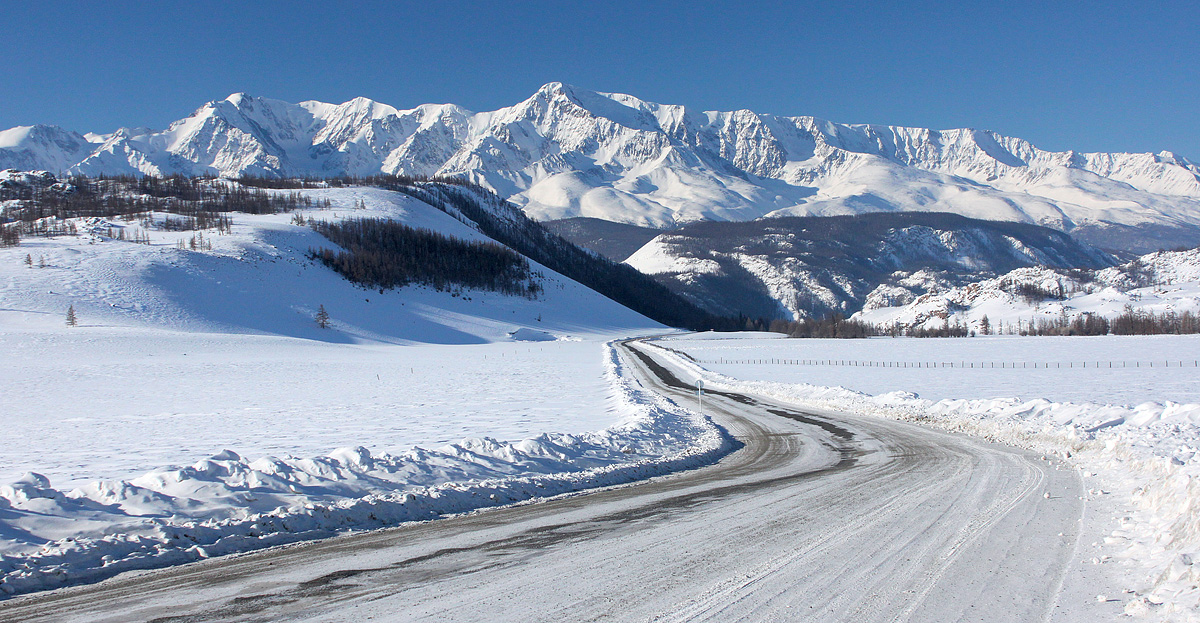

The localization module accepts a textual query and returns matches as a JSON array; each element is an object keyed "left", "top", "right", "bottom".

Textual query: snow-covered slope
[
  {"left": 0, "top": 184, "right": 660, "bottom": 342},
  {"left": 855, "top": 247, "right": 1200, "bottom": 333},
  {"left": 4, "top": 84, "right": 1200, "bottom": 251}
]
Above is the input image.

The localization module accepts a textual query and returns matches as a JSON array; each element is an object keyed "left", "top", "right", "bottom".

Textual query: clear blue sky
[{"left": 3, "top": 0, "right": 1197, "bottom": 159}]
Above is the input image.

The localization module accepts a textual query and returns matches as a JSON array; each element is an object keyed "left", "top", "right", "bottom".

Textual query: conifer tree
[
  {"left": 66, "top": 305, "right": 77, "bottom": 327},
  {"left": 315, "top": 305, "right": 330, "bottom": 329},
  {"left": 24, "top": 254, "right": 32, "bottom": 267}
]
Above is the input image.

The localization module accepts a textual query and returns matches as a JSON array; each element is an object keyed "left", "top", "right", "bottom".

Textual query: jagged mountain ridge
[
  {"left": 4, "top": 83, "right": 1200, "bottom": 251},
  {"left": 622, "top": 212, "right": 1118, "bottom": 321}
]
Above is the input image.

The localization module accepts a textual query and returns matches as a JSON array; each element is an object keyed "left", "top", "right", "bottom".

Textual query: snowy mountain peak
[
  {"left": 0, "top": 124, "right": 93, "bottom": 173},
  {"left": 0, "top": 125, "right": 50, "bottom": 149},
  {"left": 1157, "top": 150, "right": 1197, "bottom": 168},
  {"left": 537, "top": 80, "right": 569, "bottom": 97},
  {"left": 516, "top": 82, "right": 661, "bottom": 135},
  {"left": 302, "top": 95, "right": 400, "bottom": 121}
]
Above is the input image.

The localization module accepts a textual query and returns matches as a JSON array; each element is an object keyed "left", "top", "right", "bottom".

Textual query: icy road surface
[{"left": 0, "top": 341, "right": 1105, "bottom": 622}]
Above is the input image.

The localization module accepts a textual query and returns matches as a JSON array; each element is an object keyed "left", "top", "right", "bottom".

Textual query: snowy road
[{"left": 0, "top": 340, "right": 1107, "bottom": 622}]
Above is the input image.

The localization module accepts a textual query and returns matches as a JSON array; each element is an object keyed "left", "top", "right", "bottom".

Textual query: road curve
[{"left": 1, "top": 340, "right": 1097, "bottom": 622}]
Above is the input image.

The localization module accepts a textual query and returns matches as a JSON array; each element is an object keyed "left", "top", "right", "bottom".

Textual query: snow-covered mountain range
[{"left": 4, "top": 83, "right": 1200, "bottom": 251}]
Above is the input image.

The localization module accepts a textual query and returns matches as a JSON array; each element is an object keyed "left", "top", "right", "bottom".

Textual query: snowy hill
[
  {"left": 4, "top": 84, "right": 1200, "bottom": 252},
  {"left": 0, "top": 182, "right": 663, "bottom": 343},
  {"left": 854, "top": 247, "right": 1200, "bottom": 333},
  {"left": 622, "top": 212, "right": 1117, "bottom": 321}
]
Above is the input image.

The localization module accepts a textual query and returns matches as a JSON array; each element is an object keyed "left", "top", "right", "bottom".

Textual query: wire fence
[{"left": 699, "top": 358, "right": 1200, "bottom": 369}]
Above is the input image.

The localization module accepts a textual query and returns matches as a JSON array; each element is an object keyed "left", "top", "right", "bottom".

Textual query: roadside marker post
[{"left": 697, "top": 379, "right": 704, "bottom": 416}]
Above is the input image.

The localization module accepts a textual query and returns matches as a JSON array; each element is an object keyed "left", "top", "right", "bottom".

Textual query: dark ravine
[{"left": 541, "top": 217, "right": 663, "bottom": 263}]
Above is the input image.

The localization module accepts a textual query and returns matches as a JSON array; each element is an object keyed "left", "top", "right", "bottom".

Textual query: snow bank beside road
[
  {"left": 646, "top": 340, "right": 1200, "bottom": 620},
  {"left": 0, "top": 342, "right": 733, "bottom": 598}
]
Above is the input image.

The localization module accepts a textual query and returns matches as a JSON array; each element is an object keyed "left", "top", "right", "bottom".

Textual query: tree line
[
  {"left": 309, "top": 217, "right": 542, "bottom": 298},
  {"left": 0, "top": 174, "right": 315, "bottom": 239},
  {"left": 980, "top": 307, "right": 1199, "bottom": 337},
  {"left": 1110, "top": 307, "right": 1200, "bottom": 335},
  {"left": 768, "top": 314, "right": 877, "bottom": 338},
  {"left": 873, "top": 307, "right": 1200, "bottom": 339}
]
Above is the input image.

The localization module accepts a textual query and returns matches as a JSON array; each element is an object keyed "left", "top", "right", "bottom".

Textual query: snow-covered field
[
  {"left": 667, "top": 332, "right": 1200, "bottom": 406},
  {"left": 656, "top": 332, "right": 1200, "bottom": 619},
  {"left": 0, "top": 329, "right": 631, "bottom": 488}
]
